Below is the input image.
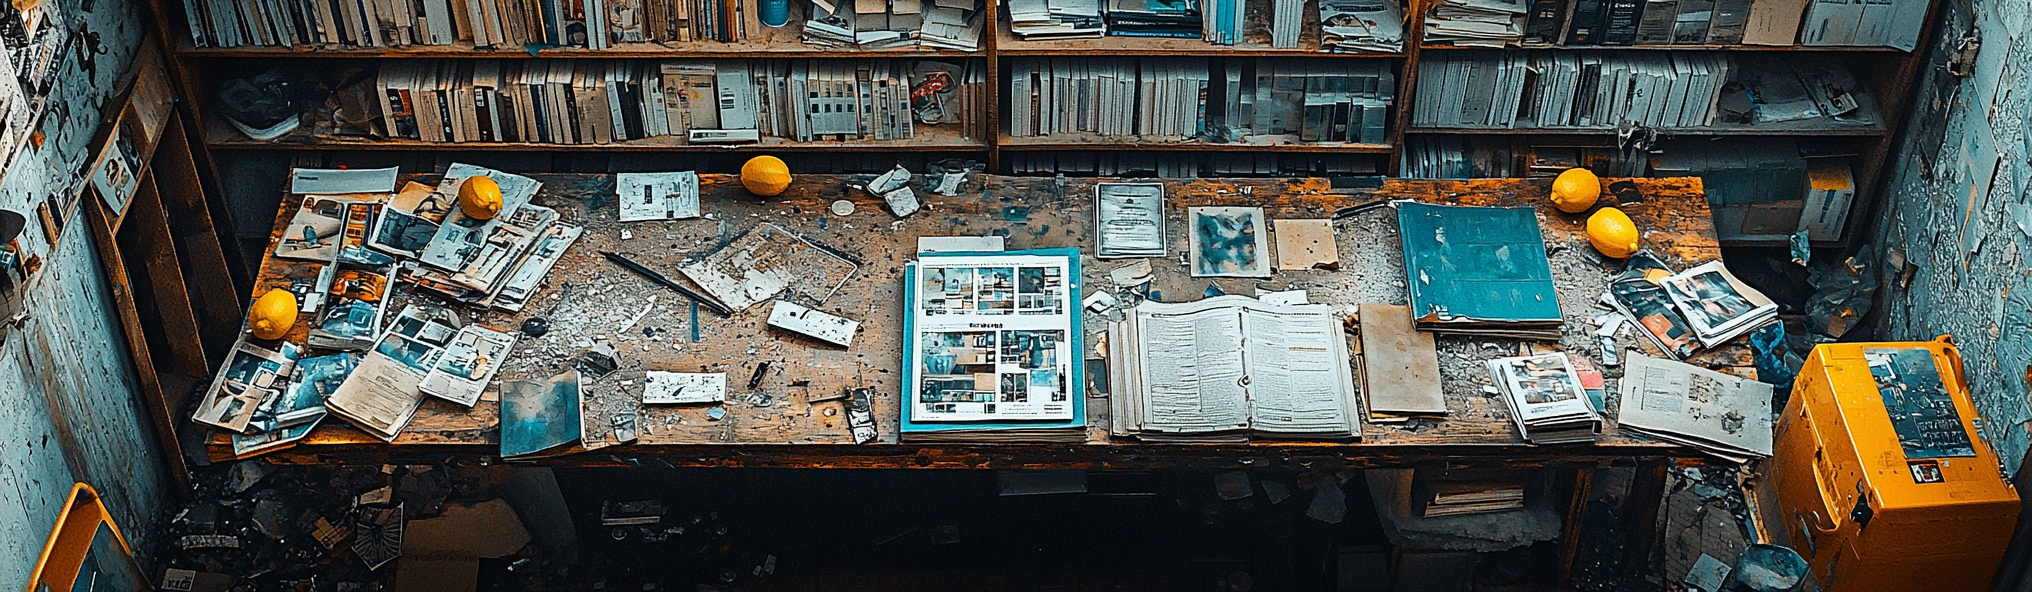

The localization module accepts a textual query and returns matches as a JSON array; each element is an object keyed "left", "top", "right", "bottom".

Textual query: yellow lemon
[
  {"left": 459, "top": 175, "right": 504, "bottom": 220},
  {"left": 1550, "top": 168, "right": 1602, "bottom": 214},
  {"left": 740, "top": 156, "right": 792, "bottom": 197},
  {"left": 1586, "top": 207, "right": 1641, "bottom": 259},
  {"left": 249, "top": 288, "right": 298, "bottom": 340}
]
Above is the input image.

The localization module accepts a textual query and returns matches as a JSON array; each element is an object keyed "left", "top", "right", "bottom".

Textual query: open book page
[
  {"left": 1619, "top": 353, "right": 1775, "bottom": 458},
  {"left": 1241, "top": 303, "right": 1356, "bottom": 435},
  {"left": 1132, "top": 297, "right": 1252, "bottom": 434},
  {"left": 909, "top": 253, "right": 1077, "bottom": 422}
]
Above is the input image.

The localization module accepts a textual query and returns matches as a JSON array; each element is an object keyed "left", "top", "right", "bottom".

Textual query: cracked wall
[
  {"left": 0, "top": 0, "right": 169, "bottom": 588},
  {"left": 1872, "top": 0, "right": 2032, "bottom": 476}
]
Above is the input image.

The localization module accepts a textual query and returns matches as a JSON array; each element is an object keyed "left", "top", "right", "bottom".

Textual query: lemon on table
[
  {"left": 741, "top": 155, "right": 793, "bottom": 197},
  {"left": 459, "top": 175, "right": 505, "bottom": 220},
  {"left": 1587, "top": 207, "right": 1641, "bottom": 259},
  {"left": 1550, "top": 168, "right": 1602, "bottom": 214},
  {"left": 249, "top": 288, "right": 298, "bottom": 340}
]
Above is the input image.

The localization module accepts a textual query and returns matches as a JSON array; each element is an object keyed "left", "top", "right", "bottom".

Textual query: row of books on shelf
[
  {"left": 1005, "top": 151, "right": 1381, "bottom": 177},
  {"left": 182, "top": 0, "right": 984, "bottom": 50},
  {"left": 1007, "top": 58, "right": 1394, "bottom": 144},
  {"left": 369, "top": 58, "right": 983, "bottom": 145},
  {"left": 1425, "top": 0, "right": 1924, "bottom": 50},
  {"left": 1411, "top": 51, "right": 1873, "bottom": 131},
  {"left": 1003, "top": 0, "right": 1404, "bottom": 51}
]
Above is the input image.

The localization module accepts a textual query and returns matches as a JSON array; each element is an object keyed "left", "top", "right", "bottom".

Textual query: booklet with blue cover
[
  {"left": 900, "top": 248, "right": 1086, "bottom": 442},
  {"left": 1397, "top": 202, "right": 1563, "bottom": 339}
]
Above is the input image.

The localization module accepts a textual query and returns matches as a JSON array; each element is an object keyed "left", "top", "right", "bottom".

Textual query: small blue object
[
  {"left": 758, "top": 0, "right": 790, "bottom": 27},
  {"left": 1749, "top": 323, "right": 1798, "bottom": 390},
  {"left": 707, "top": 407, "right": 726, "bottom": 420},
  {"left": 689, "top": 300, "right": 701, "bottom": 343},
  {"left": 1204, "top": 283, "right": 1225, "bottom": 298}
]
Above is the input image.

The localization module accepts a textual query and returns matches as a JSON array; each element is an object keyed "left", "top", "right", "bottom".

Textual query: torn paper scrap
[
  {"left": 766, "top": 300, "right": 861, "bottom": 347},
  {"left": 1272, "top": 219, "right": 1339, "bottom": 270},
  {"left": 642, "top": 371, "right": 727, "bottom": 405}
]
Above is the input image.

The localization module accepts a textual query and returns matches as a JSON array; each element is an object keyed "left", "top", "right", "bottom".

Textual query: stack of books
[
  {"left": 1318, "top": 0, "right": 1406, "bottom": 52},
  {"left": 1007, "top": 57, "right": 1208, "bottom": 138},
  {"left": 1105, "top": 0, "right": 1202, "bottom": 38},
  {"left": 1414, "top": 470, "right": 1530, "bottom": 517},
  {"left": 1485, "top": 353, "right": 1603, "bottom": 444},
  {"left": 371, "top": 59, "right": 984, "bottom": 145},
  {"left": 182, "top": 0, "right": 763, "bottom": 48},
  {"left": 1422, "top": 0, "right": 1527, "bottom": 47},
  {"left": 1397, "top": 202, "right": 1563, "bottom": 339},
  {"left": 1517, "top": 0, "right": 1925, "bottom": 49},
  {"left": 1005, "top": 151, "right": 1380, "bottom": 177},
  {"left": 1008, "top": 58, "right": 1394, "bottom": 144},
  {"left": 1006, "top": 0, "right": 1106, "bottom": 38}
]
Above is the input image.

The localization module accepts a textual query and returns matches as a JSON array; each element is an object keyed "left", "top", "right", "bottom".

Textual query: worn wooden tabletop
[{"left": 217, "top": 173, "right": 1746, "bottom": 469}]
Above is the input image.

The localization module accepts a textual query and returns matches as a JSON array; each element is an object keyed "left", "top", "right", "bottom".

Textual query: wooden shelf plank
[
  {"left": 999, "top": 134, "right": 1394, "bottom": 153},
  {"left": 177, "top": 40, "right": 985, "bottom": 59},
  {"left": 204, "top": 116, "right": 990, "bottom": 152},
  {"left": 1419, "top": 43, "right": 1907, "bottom": 52}
]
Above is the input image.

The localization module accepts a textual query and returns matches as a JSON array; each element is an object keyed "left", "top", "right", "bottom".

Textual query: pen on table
[{"left": 597, "top": 250, "right": 735, "bottom": 317}]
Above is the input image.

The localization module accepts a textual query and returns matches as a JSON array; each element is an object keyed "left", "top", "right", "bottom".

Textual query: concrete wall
[
  {"left": 1870, "top": 0, "right": 2032, "bottom": 475},
  {"left": 0, "top": 0, "right": 170, "bottom": 588}
]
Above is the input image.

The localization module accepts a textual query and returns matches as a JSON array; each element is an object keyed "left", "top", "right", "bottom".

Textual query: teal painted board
[{"left": 1397, "top": 202, "right": 1562, "bottom": 324}]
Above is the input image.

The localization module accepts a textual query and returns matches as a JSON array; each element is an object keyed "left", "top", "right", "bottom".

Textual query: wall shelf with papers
[
  {"left": 998, "top": 134, "right": 1396, "bottom": 152},
  {"left": 1418, "top": 43, "right": 1907, "bottom": 52},
  {"left": 203, "top": 115, "right": 991, "bottom": 151},
  {"left": 175, "top": 39, "right": 986, "bottom": 59}
]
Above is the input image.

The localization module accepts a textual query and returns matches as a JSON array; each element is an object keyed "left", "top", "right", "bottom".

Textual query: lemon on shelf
[
  {"left": 1586, "top": 207, "right": 1641, "bottom": 259},
  {"left": 1550, "top": 168, "right": 1601, "bottom": 214}
]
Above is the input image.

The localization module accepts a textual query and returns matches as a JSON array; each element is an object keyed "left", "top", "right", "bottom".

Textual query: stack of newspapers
[{"left": 1485, "top": 353, "right": 1602, "bottom": 444}]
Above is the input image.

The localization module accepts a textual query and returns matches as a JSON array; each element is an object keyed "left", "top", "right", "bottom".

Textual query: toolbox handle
[
  {"left": 1797, "top": 402, "right": 1845, "bottom": 534},
  {"left": 1936, "top": 336, "right": 1972, "bottom": 396}
]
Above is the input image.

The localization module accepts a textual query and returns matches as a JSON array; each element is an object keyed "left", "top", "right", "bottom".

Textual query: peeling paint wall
[
  {"left": 1872, "top": 0, "right": 2032, "bottom": 476},
  {"left": 0, "top": 0, "right": 169, "bottom": 588}
]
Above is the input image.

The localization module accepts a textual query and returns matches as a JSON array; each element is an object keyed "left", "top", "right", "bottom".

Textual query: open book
[{"left": 1110, "top": 296, "right": 1361, "bottom": 442}]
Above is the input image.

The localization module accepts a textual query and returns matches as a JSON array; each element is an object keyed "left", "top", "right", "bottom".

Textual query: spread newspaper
[{"left": 907, "top": 252, "right": 1077, "bottom": 423}]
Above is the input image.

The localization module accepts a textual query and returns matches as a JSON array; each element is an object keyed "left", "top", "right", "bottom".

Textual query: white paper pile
[
  {"left": 1318, "top": 0, "right": 1405, "bottom": 52},
  {"left": 1617, "top": 354, "right": 1775, "bottom": 463},
  {"left": 1008, "top": 0, "right": 1105, "bottom": 38},
  {"left": 1422, "top": 0, "right": 1526, "bottom": 47}
]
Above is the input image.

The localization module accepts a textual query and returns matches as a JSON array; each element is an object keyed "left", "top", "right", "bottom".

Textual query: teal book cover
[
  {"left": 1398, "top": 202, "right": 1563, "bottom": 323},
  {"left": 900, "top": 248, "right": 1086, "bottom": 435}
]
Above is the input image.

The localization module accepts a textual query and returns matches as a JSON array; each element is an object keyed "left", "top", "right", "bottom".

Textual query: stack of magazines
[
  {"left": 1318, "top": 0, "right": 1405, "bottom": 53},
  {"left": 1422, "top": 0, "right": 1525, "bottom": 47},
  {"left": 1604, "top": 254, "right": 1777, "bottom": 358},
  {"left": 1485, "top": 353, "right": 1602, "bottom": 444},
  {"left": 1106, "top": 0, "right": 1202, "bottom": 38}
]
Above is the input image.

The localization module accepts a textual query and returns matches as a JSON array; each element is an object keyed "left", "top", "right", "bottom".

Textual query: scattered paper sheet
[
  {"left": 500, "top": 370, "right": 584, "bottom": 458},
  {"left": 1108, "top": 259, "right": 1154, "bottom": 286},
  {"left": 678, "top": 223, "right": 858, "bottom": 312},
  {"left": 419, "top": 326, "right": 518, "bottom": 407},
  {"left": 1618, "top": 354, "right": 1775, "bottom": 462},
  {"left": 1257, "top": 289, "right": 1310, "bottom": 306},
  {"left": 917, "top": 236, "right": 1005, "bottom": 253},
  {"left": 642, "top": 371, "right": 727, "bottom": 405},
  {"left": 1358, "top": 303, "right": 1447, "bottom": 417},
  {"left": 232, "top": 352, "right": 356, "bottom": 456},
  {"left": 766, "top": 300, "right": 860, "bottom": 347},
  {"left": 327, "top": 306, "right": 456, "bottom": 441},
  {"left": 291, "top": 167, "right": 399, "bottom": 195},
  {"left": 616, "top": 171, "right": 701, "bottom": 222},
  {"left": 194, "top": 337, "right": 302, "bottom": 433},
  {"left": 1188, "top": 207, "right": 1272, "bottom": 278},
  {"left": 1272, "top": 219, "right": 1339, "bottom": 270}
]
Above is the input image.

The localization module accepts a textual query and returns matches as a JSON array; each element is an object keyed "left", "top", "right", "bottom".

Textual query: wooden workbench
[{"left": 220, "top": 174, "right": 1747, "bottom": 470}]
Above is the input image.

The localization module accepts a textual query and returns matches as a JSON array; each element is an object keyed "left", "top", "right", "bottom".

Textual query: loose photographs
[
  {"left": 1187, "top": 206, "right": 1271, "bottom": 277},
  {"left": 194, "top": 337, "right": 303, "bottom": 433}
]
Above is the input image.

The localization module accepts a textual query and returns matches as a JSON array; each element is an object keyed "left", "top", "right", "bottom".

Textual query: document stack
[
  {"left": 374, "top": 59, "right": 978, "bottom": 146},
  {"left": 1106, "top": 0, "right": 1202, "bottom": 38},
  {"left": 1422, "top": 0, "right": 1527, "bottom": 47},
  {"left": 1485, "top": 353, "right": 1603, "bottom": 444},
  {"left": 1397, "top": 202, "right": 1564, "bottom": 339},
  {"left": 1618, "top": 353, "right": 1774, "bottom": 463},
  {"left": 1412, "top": 51, "right": 1734, "bottom": 129},
  {"left": 1109, "top": 296, "right": 1362, "bottom": 442},
  {"left": 1318, "top": 0, "right": 1407, "bottom": 52},
  {"left": 919, "top": 0, "right": 988, "bottom": 49},
  {"left": 1006, "top": 0, "right": 1106, "bottom": 38},
  {"left": 1238, "top": 60, "right": 1396, "bottom": 144}
]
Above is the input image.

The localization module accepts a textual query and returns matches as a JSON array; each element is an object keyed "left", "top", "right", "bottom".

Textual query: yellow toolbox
[{"left": 1773, "top": 337, "right": 2018, "bottom": 592}]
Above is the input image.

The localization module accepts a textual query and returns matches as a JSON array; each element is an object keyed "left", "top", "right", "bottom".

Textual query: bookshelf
[{"left": 147, "top": 0, "right": 1939, "bottom": 246}]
